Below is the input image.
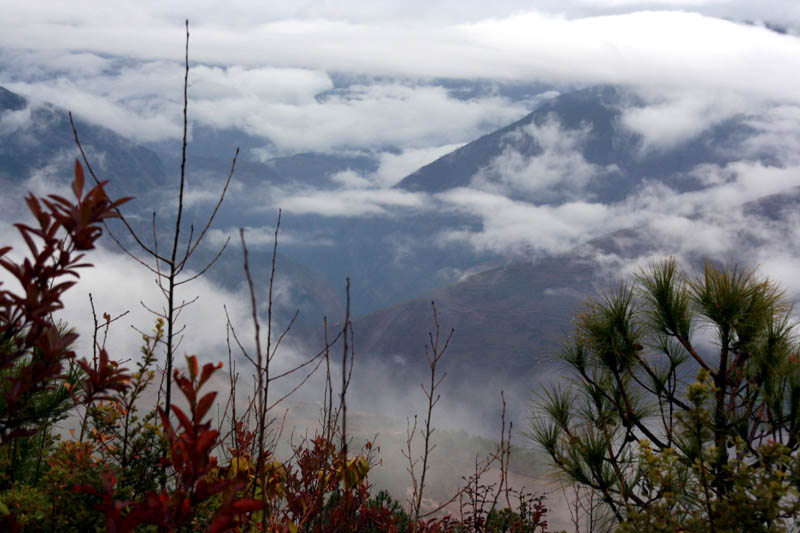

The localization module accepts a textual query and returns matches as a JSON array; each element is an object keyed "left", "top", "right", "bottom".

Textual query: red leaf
[
  {"left": 194, "top": 391, "right": 217, "bottom": 423},
  {"left": 186, "top": 354, "right": 199, "bottom": 381},
  {"left": 198, "top": 361, "right": 222, "bottom": 389},
  {"left": 73, "top": 160, "right": 85, "bottom": 199},
  {"left": 171, "top": 405, "right": 194, "bottom": 435},
  {"left": 158, "top": 407, "right": 177, "bottom": 442},
  {"left": 230, "top": 498, "right": 263, "bottom": 513},
  {"left": 196, "top": 429, "right": 219, "bottom": 456}
]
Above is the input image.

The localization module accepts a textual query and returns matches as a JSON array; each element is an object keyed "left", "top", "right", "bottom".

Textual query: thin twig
[
  {"left": 176, "top": 148, "right": 239, "bottom": 273},
  {"left": 69, "top": 112, "right": 164, "bottom": 263}
]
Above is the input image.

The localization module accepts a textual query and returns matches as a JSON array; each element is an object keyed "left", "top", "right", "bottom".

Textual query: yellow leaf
[{"left": 231, "top": 456, "right": 250, "bottom": 476}]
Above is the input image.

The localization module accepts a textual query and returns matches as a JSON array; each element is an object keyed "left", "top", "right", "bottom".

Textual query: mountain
[
  {"left": 0, "top": 86, "right": 348, "bottom": 328},
  {"left": 349, "top": 255, "right": 594, "bottom": 379},
  {"left": 0, "top": 86, "right": 25, "bottom": 111},
  {"left": 0, "top": 86, "right": 166, "bottom": 206},
  {"left": 273, "top": 86, "right": 764, "bottom": 315},
  {"left": 4, "top": 82, "right": 794, "bottom": 416},
  {"left": 287, "top": 251, "right": 602, "bottom": 430},
  {"left": 396, "top": 86, "right": 753, "bottom": 203},
  {"left": 166, "top": 85, "right": 781, "bottom": 321},
  {"left": 150, "top": 136, "right": 377, "bottom": 194}
]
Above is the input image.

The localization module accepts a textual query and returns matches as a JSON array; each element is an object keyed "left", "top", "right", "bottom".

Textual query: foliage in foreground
[
  {"left": 532, "top": 257, "right": 800, "bottom": 531},
  {"left": 0, "top": 163, "right": 553, "bottom": 532}
]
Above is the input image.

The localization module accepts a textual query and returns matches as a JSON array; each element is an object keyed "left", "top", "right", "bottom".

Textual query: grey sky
[{"left": 1, "top": 1, "right": 798, "bottom": 161}]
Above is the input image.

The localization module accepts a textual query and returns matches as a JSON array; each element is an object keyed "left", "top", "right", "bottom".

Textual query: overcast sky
[{"left": 2, "top": 1, "right": 800, "bottom": 154}]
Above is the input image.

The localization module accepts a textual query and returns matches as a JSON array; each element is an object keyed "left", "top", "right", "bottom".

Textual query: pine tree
[{"left": 531, "top": 258, "right": 800, "bottom": 531}]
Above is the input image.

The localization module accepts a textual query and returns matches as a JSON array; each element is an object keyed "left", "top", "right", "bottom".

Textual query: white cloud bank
[
  {"left": 437, "top": 159, "right": 800, "bottom": 262},
  {"left": 269, "top": 187, "right": 430, "bottom": 217},
  {"left": 472, "top": 117, "right": 614, "bottom": 200},
  {"left": 1, "top": 56, "right": 529, "bottom": 153},
  {"left": 3, "top": 6, "right": 799, "bottom": 95},
  {"left": 2, "top": 4, "right": 800, "bottom": 154}
]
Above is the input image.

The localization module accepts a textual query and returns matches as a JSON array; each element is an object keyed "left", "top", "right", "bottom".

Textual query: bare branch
[
  {"left": 224, "top": 305, "right": 257, "bottom": 369},
  {"left": 177, "top": 147, "right": 240, "bottom": 272},
  {"left": 175, "top": 237, "right": 230, "bottom": 286},
  {"left": 69, "top": 112, "right": 165, "bottom": 263},
  {"left": 269, "top": 310, "right": 299, "bottom": 363},
  {"left": 266, "top": 356, "right": 325, "bottom": 411},
  {"left": 139, "top": 300, "right": 167, "bottom": 320}
]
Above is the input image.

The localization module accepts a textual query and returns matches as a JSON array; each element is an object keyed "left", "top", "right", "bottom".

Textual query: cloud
[
  {"left": 1, "top": 5, "right": 798, "bottom": 189},
  {"left": 4, "top": 76, "right": 183, "bottom": 143},
  {"left": 742, "top": 103, "right": 800, "bottom": 163},
  {"left": 579, "top": 0, "right": 729, "bottom": 7},
  {"left": 206, "top": 226, "right": 335, "bottom": 248},
  {"left": 471, "top": 116, "right": 614, "bottom": 200},
  {"left": 193, "top": 81, "right": 527, "bottom": 154},
  {"left": 371, "top": 144, "right": 464, "bottom": 187},
  {"left": 0, "top": 48, "right": 111, "bottom": 78},
  {"left": 681, "top": 161, "right": 800, "bottom": 208},
  {"left": 190, "top": 64, "right": 333, "bottom": 105},
  {"left": 5, "top": 1, "right": 798, "bottom": 29},
  {"left": 0, "top": 106, "right": 32, "bottom": 136},
  {"left": 329, "top": 169, "right": 373, "bottom": 188},
  {"left": 195, "top": 141, "right": 462, "bottom": 222},
  {"left": 621, "top": 90, "right": 749, "bottom": 151},
  {"left": 437, "top": 188, "right": 614, "bottom": 254},
  {"left": 754, "top": 243, "right": 800, "bottom": 300},
  {"left": 3, "top": 7, "right": 800, "bottom": 113},
  {"left": 0, "top": 163, "right": 322, "bottom": 379},
  {"left": 2, "top": 54, "right": 530, "bottom": 154},
  {"left": 543, "top": 286, "right": 585, "bottom": 298},
  {"left": 273, "top": 187, "right": 430, "bottom": 217},
  {"left": 597, "top": 204, "right": 800, "bottom": 306},
  {"left": 0, "top": 230, "right": 240, "bottom": 367},
  {"left": 437, "top": 156, "right": 800, "bottom": 260},
  {"left": 326, "top": 144, "right": 464, "bottom": 188},
  {"left": 0, "top": 226, "right": 318, "bottom": 388}
]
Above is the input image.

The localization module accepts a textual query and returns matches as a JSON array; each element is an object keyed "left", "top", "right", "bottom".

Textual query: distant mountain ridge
[
  {"left": 396, "top": 86, "right": 754, "bottom": 203},
  {"left": 0, "top": 85, "right": 166, "bottom": 206},
  {"left": 0, "top": 86, "right": 25, "bottom": 111},
  {"left": 3, "top": 81, "right": 795, "bottom": 425}
]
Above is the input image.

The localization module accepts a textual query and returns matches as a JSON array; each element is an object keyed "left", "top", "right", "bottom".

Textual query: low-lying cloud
[
  {"left": 621, "top": 90, "right": 749, "bottom": 152},
  {"left": 273, "top": 187, "right": 430, "bottom": 217},
  {"left": 438, "top": 158, "right": 800, "bottom": 258},
  {"left": 472, "top": 117, "right": 614, "bottom": 200},
  {"left": 206, "top": 226, "right": 335, "bottom": 249},
  {"left": 1, "top": 55, "right": 530, "bottom": 154}
]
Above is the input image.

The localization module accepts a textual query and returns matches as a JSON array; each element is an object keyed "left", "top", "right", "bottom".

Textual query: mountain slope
[
  {"left": 317, "top": 256, "right": 595, "bottom": 386},
  {"left": 0, "top": 86, "right": 166, "bottom": 204},
  {"left": 396, "top": 86, "right": 753, "bottom": 203}
]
